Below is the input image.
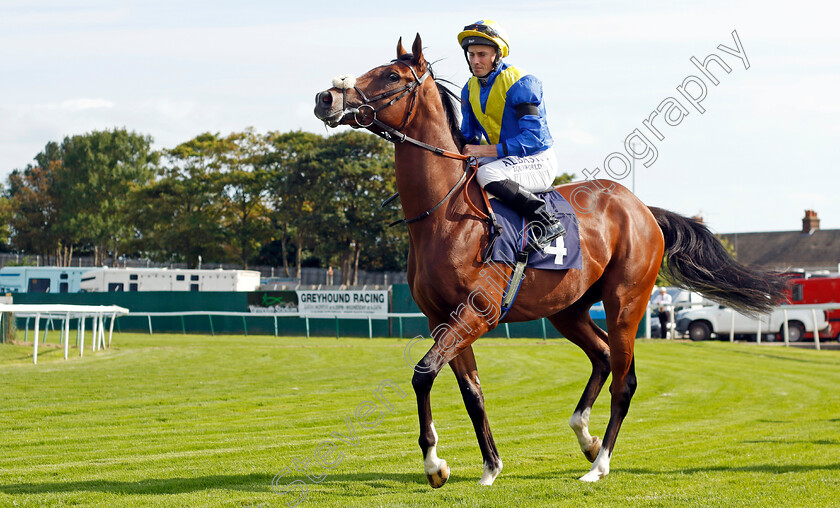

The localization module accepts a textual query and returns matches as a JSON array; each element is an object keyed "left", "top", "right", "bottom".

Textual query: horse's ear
[
  {"left": 396, "top": 37, "right": 408, "bottom": 58},
  {"left": 411, "top": 33, "right": 426, "bottom": 69}
]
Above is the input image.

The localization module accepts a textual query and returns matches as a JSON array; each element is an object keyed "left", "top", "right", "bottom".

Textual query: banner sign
[
  {"left": 248, "top": 291, "right": 299, "bottom": 314},
  {"left": 296, "top": 290, "right": 389, "bottom": 318}
]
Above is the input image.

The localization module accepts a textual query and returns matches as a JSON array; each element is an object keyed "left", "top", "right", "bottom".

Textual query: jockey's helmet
[{"left": 458, "top": 20, "right": 510, "bottom": 58}]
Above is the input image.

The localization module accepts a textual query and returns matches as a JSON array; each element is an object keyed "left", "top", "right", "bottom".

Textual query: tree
[
  {"left": 4, "top": 127, "right": 411, "bottom": 276},
  {"left": 263, "top": 130, "right": 325, "bottom": 277},
  {"left": 553, "top": 172, "right": 576, "bottom": 186},
  {"left": 0, "top": 196, "right": 11, "bottom": 248},
  {"left": 4, "top": 142, "right": 65, "bottom": 263},
  {"left": 56, "top": 128, "right": 157, "bottom": 265},
  {"left": 217, "top": 129, "right": 272, "bottom": 268},
  {"left": 129, "top": 133, "right": 229, "bottom": 267},
  {"left": 312, "top": 130, "right": 398, "bottom": 284},
  {"left": 264, "top": 130, "right": 402, "bottom": 283}
]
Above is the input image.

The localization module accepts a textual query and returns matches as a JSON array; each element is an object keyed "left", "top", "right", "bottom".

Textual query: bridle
[
  {"left": 335, "top": 59, "right": 476, "bottom": 225},
  {"left": 342, "top": 59, "right": 430, "bottom": 132}
]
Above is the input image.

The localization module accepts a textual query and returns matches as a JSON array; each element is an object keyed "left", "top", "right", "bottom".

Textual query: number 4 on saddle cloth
[
  {"left": 487, "top": 189, "right": 582, "bottom": 270},
  {"left": 485, "top": 189, "right": 582, "bottom": 319}
]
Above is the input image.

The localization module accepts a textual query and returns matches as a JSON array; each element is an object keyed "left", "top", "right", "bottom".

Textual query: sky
[{"left": 2, "top": 0, "right": 838, "bottom": 235}]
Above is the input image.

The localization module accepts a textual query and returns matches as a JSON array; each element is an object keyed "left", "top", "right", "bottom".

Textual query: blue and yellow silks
[{"left": 460, "top": 62, "right": 553, "bottom": 158}]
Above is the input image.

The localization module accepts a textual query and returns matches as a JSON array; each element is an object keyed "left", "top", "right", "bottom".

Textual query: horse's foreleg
[
  {"left": 412, "top": 358, "right": 448, "bottom": 488},
  {"left": 411, "top": 322, "right": 484, "bottom": 489},
  {"left": 548, "top": 311, "right": 610, "bottom": 463},
  {"left": 449, "top": 346, "right": 502, "bottom": 485}
]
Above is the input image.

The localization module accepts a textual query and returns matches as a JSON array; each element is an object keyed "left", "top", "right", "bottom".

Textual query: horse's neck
[
  {"left": 393, "top": 109, "right": 466, "bottom": 223},
  {"left": 395, "top": 149, "right": 456, "bottom": 201},
  {"left": 393, "top": 119, "right": 486, "bottom": 267}
]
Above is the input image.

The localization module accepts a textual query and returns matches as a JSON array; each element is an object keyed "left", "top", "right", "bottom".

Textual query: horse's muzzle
[{"left": 314, "top": 90, "right": 344, "bottom": 126}]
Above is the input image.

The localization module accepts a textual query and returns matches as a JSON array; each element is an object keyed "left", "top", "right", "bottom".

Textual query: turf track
[{"left": 1, "top": 333, "right": 839, "bottom": 507}]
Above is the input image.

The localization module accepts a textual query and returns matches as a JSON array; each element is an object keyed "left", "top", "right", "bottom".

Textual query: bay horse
[{"left": 313, "top": 34, "right": 787, "bottom": 485}]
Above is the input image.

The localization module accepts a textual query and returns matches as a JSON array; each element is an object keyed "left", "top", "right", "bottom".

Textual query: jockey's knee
[{"left": 476, "top": 162, "right": 508, "bottom": 188}]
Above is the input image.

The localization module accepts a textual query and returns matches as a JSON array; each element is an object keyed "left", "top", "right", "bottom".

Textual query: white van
[{"left": 674, "top": 304, "right": 829, "bottom": 342}]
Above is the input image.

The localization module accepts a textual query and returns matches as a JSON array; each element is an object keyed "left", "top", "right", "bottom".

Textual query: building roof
[{"left": 721, "top": 228, "right": 840, "bottom": 272}]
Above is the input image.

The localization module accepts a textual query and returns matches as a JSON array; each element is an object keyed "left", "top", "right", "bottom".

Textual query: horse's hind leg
[
  {"left": 449, "top": 346, "right": 502, "bottom": 485},
  {"left": 578, "top": 284, "right": 649, "bottom": 482},
  {"left": 547, "top": 304, "right": 611, "bottom": 463},
  {"left": 581, "top": 353, "right": 637, "bottom": 482}
]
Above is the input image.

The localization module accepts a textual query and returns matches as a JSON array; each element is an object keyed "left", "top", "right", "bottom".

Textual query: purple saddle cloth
[{"left": 488, "top": 189, "right": 582, "bottom": 270}]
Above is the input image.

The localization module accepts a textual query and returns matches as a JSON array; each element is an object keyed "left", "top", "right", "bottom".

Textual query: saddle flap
[{"left": 487, "top": 189, "right": 582, "bottom": 270}]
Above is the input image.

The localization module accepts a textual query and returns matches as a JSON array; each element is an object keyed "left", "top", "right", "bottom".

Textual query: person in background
[{"left": 652, "top": 287, "right": 673, "bottom": 338}]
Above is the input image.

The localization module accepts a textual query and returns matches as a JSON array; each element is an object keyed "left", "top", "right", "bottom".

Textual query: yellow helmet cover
[{"left": 458, "top": 20, "right": 510, "bottom": 58}]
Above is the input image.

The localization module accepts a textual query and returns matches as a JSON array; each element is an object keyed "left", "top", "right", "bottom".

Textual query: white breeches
[{"left": 475, "top": 146, "right": 558, "bottom": 193}]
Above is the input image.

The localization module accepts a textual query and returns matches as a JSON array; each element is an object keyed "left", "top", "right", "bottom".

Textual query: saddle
[{"left": 477, "top": 184, "right": 581, "bottom": 319}]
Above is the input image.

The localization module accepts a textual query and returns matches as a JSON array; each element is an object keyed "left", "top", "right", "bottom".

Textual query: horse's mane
[
  {"left": 398, "top": 54, "right": 467, "bottom": 150},
  {"left": 435, "top": 79, "right": 468, "bottom": 150}
]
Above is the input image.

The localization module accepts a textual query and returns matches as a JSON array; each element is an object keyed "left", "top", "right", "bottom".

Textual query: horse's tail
[{"left": 648, "top": 206, "right": 790, "bottom": 315}]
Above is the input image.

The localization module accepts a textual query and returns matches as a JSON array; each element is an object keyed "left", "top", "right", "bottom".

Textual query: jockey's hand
[{"left": 462, "top": 144, "right": 498, "bottom": 158}]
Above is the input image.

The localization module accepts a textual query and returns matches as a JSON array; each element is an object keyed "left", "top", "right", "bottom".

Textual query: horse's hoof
[
  {"left": 478, "top": 459, "right": 503, "bottom": 486},
  {"left": 580, "top": 450, "right": 610, "bottom": 482},
  {"left": 579, "top": 470, "right": 605, "bottom": 482},
  {"left": 426, "top": 460, "right": 449, "bottom": 488},
  {"left": 584, "top": 436, "right": 602, "bottom": 463}
]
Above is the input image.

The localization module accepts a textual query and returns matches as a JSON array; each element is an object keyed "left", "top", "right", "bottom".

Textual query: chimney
[{"left": 802, "top": 210, "right": 820, "bottom": 233}]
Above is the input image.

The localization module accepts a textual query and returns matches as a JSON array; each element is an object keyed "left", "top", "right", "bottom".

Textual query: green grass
[{"left": 1, "top": 333, "right": 839, "bottom": 507}]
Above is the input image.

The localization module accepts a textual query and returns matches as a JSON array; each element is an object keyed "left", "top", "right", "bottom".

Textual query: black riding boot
[{"left": 484, "top": 179, "right": 566, "bottom": 252}]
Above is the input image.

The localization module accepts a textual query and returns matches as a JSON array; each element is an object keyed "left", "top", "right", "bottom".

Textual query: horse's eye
[{"left": 388, "top": 72, "right": 400, "bottom": 82}]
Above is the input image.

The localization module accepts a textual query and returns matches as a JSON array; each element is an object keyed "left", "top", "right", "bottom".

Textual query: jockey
[{"left": 458, "top": 20, "right": 565, "bottom": 251}]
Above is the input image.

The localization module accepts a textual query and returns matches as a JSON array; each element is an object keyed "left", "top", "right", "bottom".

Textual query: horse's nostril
[{"left": 317, "top": 91, "right": 333, "bottom": 105}]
